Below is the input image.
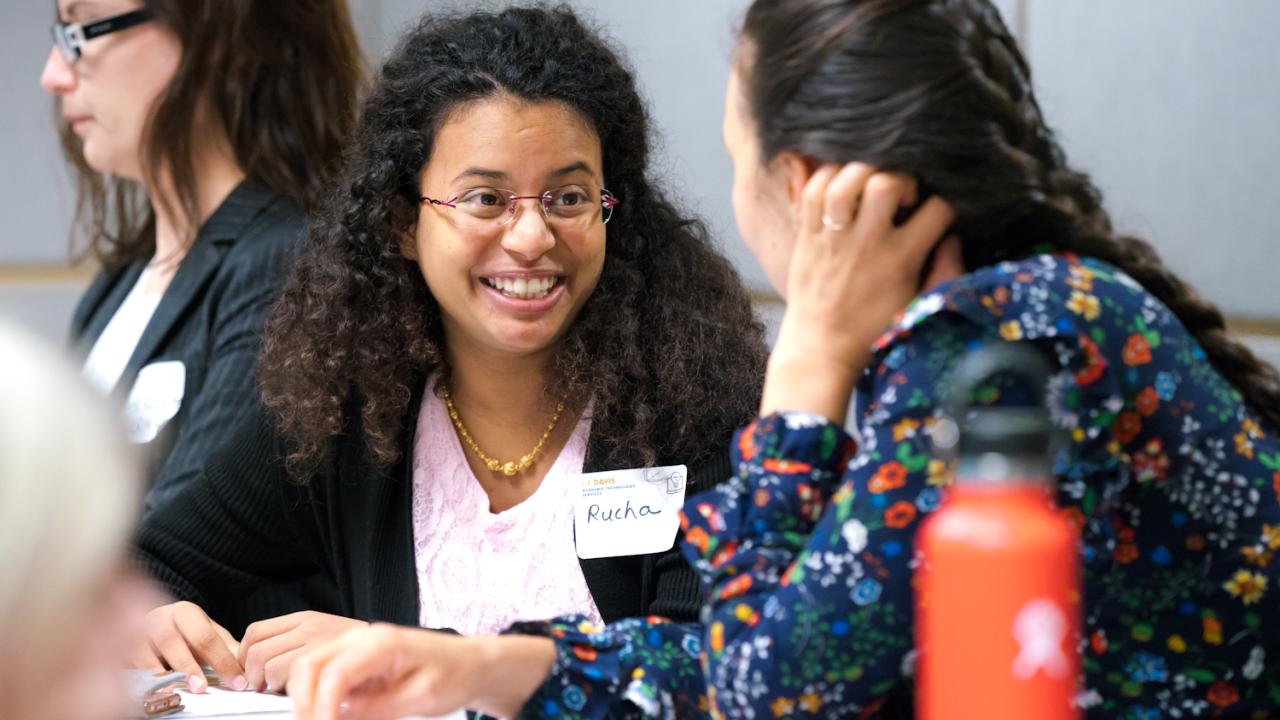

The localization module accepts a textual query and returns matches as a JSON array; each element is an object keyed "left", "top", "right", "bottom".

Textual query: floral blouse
[{"left": 513, "top": 254, "right": 1280, "bottom": 719}]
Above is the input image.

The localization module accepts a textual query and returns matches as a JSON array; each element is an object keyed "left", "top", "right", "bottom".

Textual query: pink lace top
[{"left": 411, "top": 376, "right": 602, "bottom": 635}]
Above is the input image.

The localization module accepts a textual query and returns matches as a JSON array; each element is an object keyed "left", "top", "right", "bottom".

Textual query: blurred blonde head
[{"left": 0, "top": 319, "right": 147, "bottom": 720}]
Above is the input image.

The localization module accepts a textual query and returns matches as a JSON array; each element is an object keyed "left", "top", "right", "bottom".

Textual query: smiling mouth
[{"left": 481, "top": 276, "right": 563, "bottom": 300}]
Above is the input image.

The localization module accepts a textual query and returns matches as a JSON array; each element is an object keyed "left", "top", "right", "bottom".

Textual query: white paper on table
[
  {"left": 170, "top": 688, "right": 466, "bottom": 719},
  {"left": 172, "top": 688, "right": 292, "bottom": 717}
]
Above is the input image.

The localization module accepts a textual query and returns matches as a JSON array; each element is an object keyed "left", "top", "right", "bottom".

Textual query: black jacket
[
  {"left": 137, "top": 376, "right": 735, "bottom": 635},
  {"left": 71, "top": 181, "right": 302, "bottom": 512}
]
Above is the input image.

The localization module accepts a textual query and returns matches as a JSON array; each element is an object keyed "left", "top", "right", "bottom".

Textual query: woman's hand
[
  {"left": 131, "top": 601, "right": 246, "bottom": 693},
  {"left": 762, "top": 163, "right": 961, "bottom": 422},
  {"left": 239, "top": 611, "right": 369, "bottom": 692},
  {"left": 289, "top": 625, "right": 556, "bottom": 720}
]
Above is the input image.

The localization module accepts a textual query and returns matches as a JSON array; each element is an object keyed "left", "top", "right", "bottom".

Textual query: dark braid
[
  {"left": 943, "top": 0, "right": 1280, "bottom": 430},
  {"left": 741, "top": 0, "right": 1280, "bottom": 430}
]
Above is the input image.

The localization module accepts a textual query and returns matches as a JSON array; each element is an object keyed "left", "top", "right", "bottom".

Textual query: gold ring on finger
[{"left": 821, "top": 215, "right": 850, "bottom": 231}]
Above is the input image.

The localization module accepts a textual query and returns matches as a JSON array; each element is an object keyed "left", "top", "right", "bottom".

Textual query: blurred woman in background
[
  {"left": 0, "top": 320, "right": 154, "bottom": 720},
  {"left": 40, "top": 0, "right": 363, "bottom": 510}
]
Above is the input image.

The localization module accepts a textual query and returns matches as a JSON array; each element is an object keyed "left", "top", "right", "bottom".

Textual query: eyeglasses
[
  {"left": 51, "top": 8, "right": 154, "bottom": 64},
  {"left": 420, "top": 185, "right": 620, "bottom": 232}
]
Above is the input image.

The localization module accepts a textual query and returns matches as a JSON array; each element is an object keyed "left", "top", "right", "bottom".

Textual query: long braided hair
[{"left": 740, "top": 0, "right": 1280, "bottom": 429}]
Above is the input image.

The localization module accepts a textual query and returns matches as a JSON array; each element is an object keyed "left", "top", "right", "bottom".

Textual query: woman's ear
[
  {"left": 399, "top": 225, "right": 419, "bottom": 262},
  {"left": 777, "top": 151, "right": 818, "bottom": 216},
  {"left": 389, "top": 195, "right": 420, "bottom": 262}
]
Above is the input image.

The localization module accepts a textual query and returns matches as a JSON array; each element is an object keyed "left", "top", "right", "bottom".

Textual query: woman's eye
[
  {"left": 556, "top": 191, "right": 587, "bottom": 207},
  {"left": 459, "top": 190, "right": 506, "bottom": 207}
]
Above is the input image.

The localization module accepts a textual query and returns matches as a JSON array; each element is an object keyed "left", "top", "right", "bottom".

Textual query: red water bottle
[{"left": 916, "top": 344, "right": 1081, "bottom": 720}]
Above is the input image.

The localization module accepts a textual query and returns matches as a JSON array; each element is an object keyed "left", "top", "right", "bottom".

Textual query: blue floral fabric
[{"left": 516, "top": 254, "right": 1280, "bottom": 719}]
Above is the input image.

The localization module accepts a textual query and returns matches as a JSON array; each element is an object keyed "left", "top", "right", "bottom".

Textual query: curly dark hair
[
  {"left": 260, "top": 4, "right": 767, "bottom": 476},
  {"left": 740, "top": 0, "right": 1280, "bottom": 430}
]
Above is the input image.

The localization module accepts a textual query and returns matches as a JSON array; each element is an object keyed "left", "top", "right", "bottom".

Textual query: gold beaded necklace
[{"left": 441, "top": 384, "right": 567, "bottom": 477}]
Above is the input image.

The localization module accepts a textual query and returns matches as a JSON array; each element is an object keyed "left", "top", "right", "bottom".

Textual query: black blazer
[
  {"left": 136, "top": 376, "right": 735, "bottom": 636},
  {"left": 71, "top": 182, "right": 303, "bottom": 512}
]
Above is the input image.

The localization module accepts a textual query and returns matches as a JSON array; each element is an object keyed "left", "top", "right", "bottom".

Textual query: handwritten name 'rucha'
[{"left": 586, "top": 500, "right": 662, "bottom": 522}]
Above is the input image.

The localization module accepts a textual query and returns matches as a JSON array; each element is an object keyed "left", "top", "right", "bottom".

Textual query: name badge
[
  {"left": 573, "top": 464, "right": 688, "bottom": 559},
  {"left": 124, "top": 360, "right": 186, "bottom": 444}
]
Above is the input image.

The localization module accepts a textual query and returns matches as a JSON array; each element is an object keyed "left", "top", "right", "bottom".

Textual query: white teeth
[{"left": 484, "top": 276, "right": 557, "bottom": 299}]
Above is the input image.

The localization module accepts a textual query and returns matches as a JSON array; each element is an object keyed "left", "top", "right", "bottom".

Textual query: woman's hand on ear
[{"left": 761, "top": 163, "right": 957, "bottom": 422}]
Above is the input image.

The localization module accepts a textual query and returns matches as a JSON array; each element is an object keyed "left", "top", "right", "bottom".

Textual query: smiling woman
[
  {"left": 131, "top": 3, "right": 767, "bottom": 697},
  {"left": 409, "top": 98, "right": 609, "bottom": 364}
]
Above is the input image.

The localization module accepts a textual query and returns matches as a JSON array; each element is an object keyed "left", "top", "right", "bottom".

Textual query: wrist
[
  {"left": 772, "top": 309, "right": 875, "bottom": 370},
  {"left": 761, "top": 351, "right": 862, "bottom": 423},
  {"left": 469, "top": 635, "right": 556, "bottom": 719}
]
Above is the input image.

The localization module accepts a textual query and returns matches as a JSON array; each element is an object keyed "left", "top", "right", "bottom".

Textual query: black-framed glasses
[{"left": 51, "top": 8, "right": 154, "bottom": 64}]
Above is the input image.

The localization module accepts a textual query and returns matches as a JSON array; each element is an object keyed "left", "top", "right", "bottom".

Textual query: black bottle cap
[{"left": 942, "top": 343, "right": 1057, "bottom": 459}]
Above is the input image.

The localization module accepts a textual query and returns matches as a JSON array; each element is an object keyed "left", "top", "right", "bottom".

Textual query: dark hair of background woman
[
  {"left": 260, "top": 5, "right": 768, "bottom": 475},
  {"left": 739, "top": 0, "right": 1280, "bottom": 430},
  {"left": 58, "top": 0, "right": 366, "bottom": 267}
]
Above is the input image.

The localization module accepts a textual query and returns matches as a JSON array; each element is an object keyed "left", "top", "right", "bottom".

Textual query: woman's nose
[{"left": 40, "top": 45, "right": 78, "bottom": 95}]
